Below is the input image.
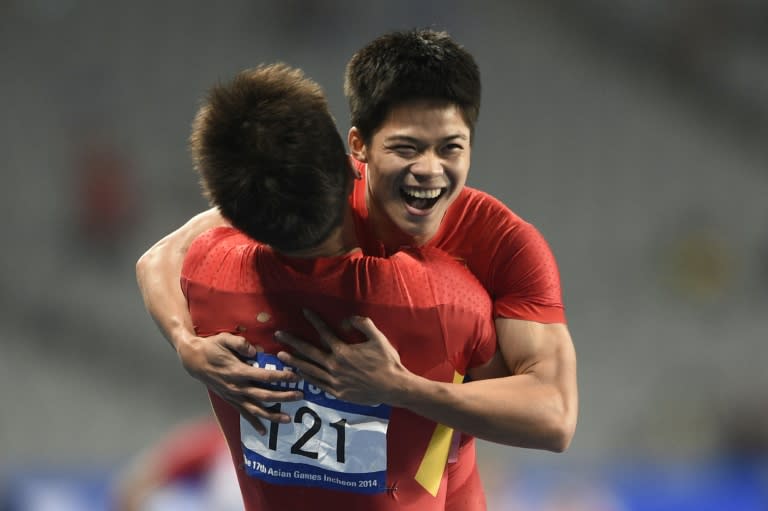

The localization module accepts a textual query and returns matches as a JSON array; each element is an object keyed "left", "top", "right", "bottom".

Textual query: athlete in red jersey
[
  {"left": 348, "top": 157, "right": 565, "bottom": 323},
  {"left": 181, "top": 227, "right": 496, "bottom": 510},
  {"left": 276, "top": 31, "right": 575, "bottom": 460},
  {"left": 137, "top": 29, "right": 578, "bottom": 510},
  {"left": 163, "top": 64, "right": 503, "bottom": 510},
  {"left": 343, "top": 158, "right": 567, "bottom": 495}
]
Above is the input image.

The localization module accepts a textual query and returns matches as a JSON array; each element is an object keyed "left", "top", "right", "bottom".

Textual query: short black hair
[
  {"left": 190, "top": 63, "right": 351, "bottom": 252},
  {"left": 344, "top": 29, "right": 481, "bottom": 143}
]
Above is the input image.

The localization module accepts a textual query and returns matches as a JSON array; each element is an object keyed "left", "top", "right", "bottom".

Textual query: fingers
[
  {"left": 249, "top": 365, "right": 300, "bottom": 385},
  {"left": 301, "top": 309, "right": 341, "bottom": 349},
  {"left": 215, "top": 333, "right": 260, "bottom": 358},
  {"left": 276, "top": 350, "right": 332, "bottom": 388},
  {"left": 347, "top": 315, "right": 384, "bottom": 340},
  {"left": 216, "top": 382, "right": 302, "bottom": 436},
  {"left": 274, "top": 330, "right": 329, "bottom": 366},
  {"left": 218, "top": 374, "right": 303, "bottom": 403},
  {"left": 236, "top": 401, "right": 291, "bottom": 436}
]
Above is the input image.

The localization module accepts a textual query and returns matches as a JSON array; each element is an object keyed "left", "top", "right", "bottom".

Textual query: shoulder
[
  {"left": 182, "top": 226, "right": 258, "bottom": 282},
  {"left": 453, "top": 186, "right": 525, "bottom": 226},
  {"left": 440, "top": 187, "right": 532, "bottom": 243},
  {"left": 420, "top": 247, "right": 488, "bottom": 290},
  {"left": 188, "top": 225, "right": 249, "bottom": 250},
  {"left": 398, "top": 247, "right": 491, "bottom": 308},
  {"left": 438, "top": 186, "right": 544, "bottom": 252}
]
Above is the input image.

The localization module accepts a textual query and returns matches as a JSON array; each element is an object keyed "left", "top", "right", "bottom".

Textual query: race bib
[{"left": 240, "top": 353, "right": 391, "bottom": 494}]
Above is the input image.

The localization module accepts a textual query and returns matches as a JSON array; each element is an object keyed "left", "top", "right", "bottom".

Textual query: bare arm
[
  {"left": 395, "top": 318, "right": 577, "bottom": 451},
  {"left": 276, "top": 311, "right": 577, "bottom": 452},
  {"left": 136, "top": 207, "right": 228, "bottom": 351},
  {"left": 136, "top": 208, "right": 302, "bottom": 432}
]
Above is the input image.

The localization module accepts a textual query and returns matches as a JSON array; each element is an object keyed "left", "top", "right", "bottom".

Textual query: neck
[
  {"left": 366, "top": 197, "right": 428, "bottom": 250},
  {"left": 280, "top": 207, "right": 358, "bottom": 258}
]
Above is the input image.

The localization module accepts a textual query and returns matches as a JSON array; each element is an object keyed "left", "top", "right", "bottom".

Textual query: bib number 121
[{"left": 265, "top": 403, "right": 347, "bottom": 463}]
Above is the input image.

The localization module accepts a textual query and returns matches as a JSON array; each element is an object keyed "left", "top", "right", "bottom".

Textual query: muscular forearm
[
  {"left": 389, "top": 319, "right": 577, "bottom": 451},
  {"left": 276, "top": 314, "right": 577, "bottom": 452},
  {"left": 136, "top": 207, "right": 228, "bottom": 351},
  {"left": 389, "top": 370, "right": 575, "bottom": 451}
]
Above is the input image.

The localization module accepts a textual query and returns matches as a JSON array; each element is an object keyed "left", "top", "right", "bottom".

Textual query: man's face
[{"left": 353, "top": 100, "right": 471, "bottom": 246}]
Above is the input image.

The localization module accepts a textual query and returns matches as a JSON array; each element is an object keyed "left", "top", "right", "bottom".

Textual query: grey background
[{"left": 1, "top": 0, "right": 767, "bottom": 506}]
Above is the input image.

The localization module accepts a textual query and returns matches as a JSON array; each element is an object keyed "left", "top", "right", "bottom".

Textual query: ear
[{"left": 348, "top": 127, "right": 367, "bottom": 163}]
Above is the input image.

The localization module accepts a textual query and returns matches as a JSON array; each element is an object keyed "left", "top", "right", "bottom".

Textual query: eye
[
  {"left": 441, "top": 143, "right": 464, "bottom": 156},
  {"left": 391, "top": 145, "right": 418, "bottom": 158}
]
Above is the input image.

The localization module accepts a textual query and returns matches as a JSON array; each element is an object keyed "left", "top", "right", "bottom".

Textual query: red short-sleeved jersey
[
  {"left": 181, "top": 227, "right": 496, "bottom": 511},
  {"left": 349, "top": 158, "right": 566, "bottom": 323}
]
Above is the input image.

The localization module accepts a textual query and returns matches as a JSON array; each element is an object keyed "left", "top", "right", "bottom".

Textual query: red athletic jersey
[
  {"left": 181, "top": 227, "right": 496, "bottom": 511},
  {"left": 349, "top": 158, "right": 566, "bottom": 323}
]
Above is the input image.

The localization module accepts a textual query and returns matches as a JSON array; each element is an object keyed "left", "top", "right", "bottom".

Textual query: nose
[{"left": 409, "top": 151, "right": 444, "bottom": 180}]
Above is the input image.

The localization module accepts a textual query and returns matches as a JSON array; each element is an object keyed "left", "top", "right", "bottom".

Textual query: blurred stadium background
[{"left": 1, "top": 0, "right": 767, "bottom": 509}]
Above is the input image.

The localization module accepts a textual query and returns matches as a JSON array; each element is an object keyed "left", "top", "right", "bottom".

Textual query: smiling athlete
[
  {"left": 180, "top": 63, "right": 504, "bottom": 510},
  {"left": 137, "top": 29, "right": 578, "bottom": 511}
]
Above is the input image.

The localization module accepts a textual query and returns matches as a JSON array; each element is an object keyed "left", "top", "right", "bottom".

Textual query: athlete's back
[{"left": 181, "top": 227, "right": 495, "bottom": 511}]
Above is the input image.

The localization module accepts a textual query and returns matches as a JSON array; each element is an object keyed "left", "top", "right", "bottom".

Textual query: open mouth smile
[{"left": 400, "top": 186, "right": 447, "bottom": 211}]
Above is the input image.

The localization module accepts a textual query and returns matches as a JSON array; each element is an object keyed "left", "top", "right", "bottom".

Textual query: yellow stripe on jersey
[{"left": 414, "top": 371, "right": 465, "bottom": 496}]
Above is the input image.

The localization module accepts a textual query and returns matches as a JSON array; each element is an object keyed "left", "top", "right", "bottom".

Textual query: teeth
[{"left": 402, "top": 187, "right": 443, "bottom": 199}]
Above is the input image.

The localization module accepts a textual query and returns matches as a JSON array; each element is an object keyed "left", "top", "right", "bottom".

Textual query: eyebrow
[{"left": 384, "top": 134, "right": 469, "bottom": 144}]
